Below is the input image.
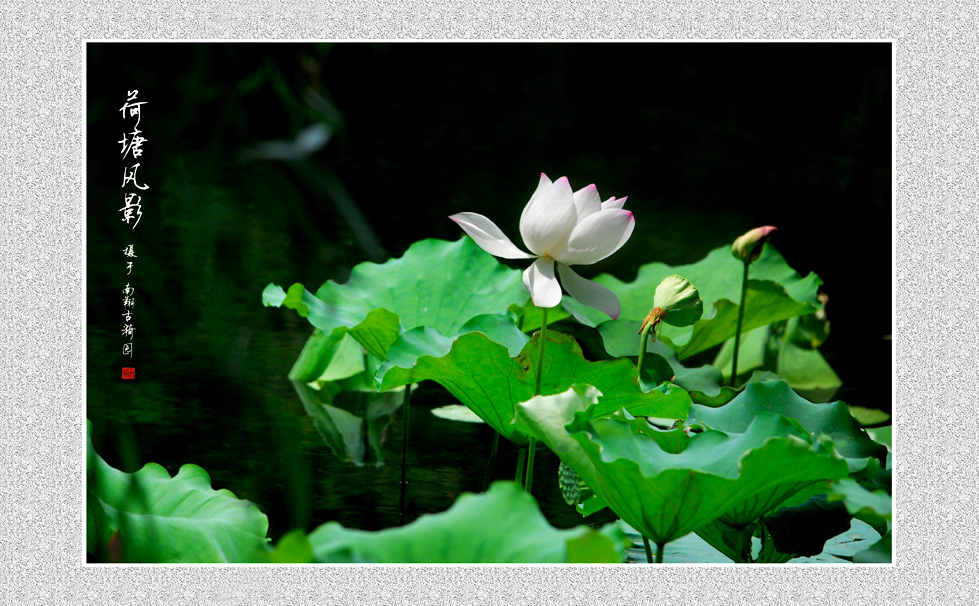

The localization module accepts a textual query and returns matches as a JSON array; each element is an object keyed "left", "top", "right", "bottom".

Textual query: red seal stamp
[{"left": 122, "top": 367, "right": 135, "bottom": 380}]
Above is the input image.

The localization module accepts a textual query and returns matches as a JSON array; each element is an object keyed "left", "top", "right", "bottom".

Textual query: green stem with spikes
[
  {"left": 524, "top": 307, "right": 549, "bottom": 494},
  {"left": 731, "top": 260, "right": 750, "bottom": 387}
]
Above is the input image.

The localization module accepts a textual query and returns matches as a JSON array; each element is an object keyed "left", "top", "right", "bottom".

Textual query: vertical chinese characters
[
  {"left": 119, "top": 90, "right": 147, "bottom": 228},
  {"left": 119, "top": 91, "right": 147, "bottom": 373}
]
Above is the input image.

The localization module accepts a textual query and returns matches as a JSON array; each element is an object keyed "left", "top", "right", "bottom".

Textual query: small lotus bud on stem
[{"left": 732, "top": 226, "right": 777, "bottom": 263}]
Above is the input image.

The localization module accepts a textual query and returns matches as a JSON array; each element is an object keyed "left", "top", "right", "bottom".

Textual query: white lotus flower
[{"left": 449, "top": 173, "right": 635, "bottom": 319}]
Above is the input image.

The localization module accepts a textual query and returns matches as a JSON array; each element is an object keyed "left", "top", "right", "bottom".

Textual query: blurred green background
[{"left": 86, "top": 42, "right": 891, "bottom": 543}]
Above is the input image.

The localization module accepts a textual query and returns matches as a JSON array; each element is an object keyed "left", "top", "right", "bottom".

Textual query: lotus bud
[{"left": 732, "top": 226, "right": 777, "bottom": 263}]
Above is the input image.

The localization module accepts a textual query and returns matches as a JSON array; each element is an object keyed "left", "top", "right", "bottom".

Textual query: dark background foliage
[{"left": 86, "top": 42, "right": 891, "bottom": 542}]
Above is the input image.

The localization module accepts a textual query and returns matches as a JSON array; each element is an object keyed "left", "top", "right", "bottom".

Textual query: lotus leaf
[
  {"left": 686, "top": 380, "right": 887, "bottom": 471},
  {"left": 86, "top": 421, "right": 270, "bottom": 563},
  {"left": 563, "top": 244, "right": 822, "bottom": 359},
  {"left": 264, "top": 237, "right": 529, "bottom": 360},
  {"left": 378, "top": 330, "right": 692, "bottom": 444},
  {"left": 829, "top": 478, "right": 892, "bottom": 519},
  {"left": 291, "top": 482, "right": 626, "bottom": 563},
  {"left": 514, "top": 388, "right": 848, "bottom": 548}
]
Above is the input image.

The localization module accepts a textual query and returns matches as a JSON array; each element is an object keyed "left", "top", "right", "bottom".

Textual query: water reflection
[{"left": 290, "top": 379, "right": 404, "bottom": 467}]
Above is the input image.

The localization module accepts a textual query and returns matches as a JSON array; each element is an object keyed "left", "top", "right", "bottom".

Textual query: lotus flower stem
[
  {"left": 656, "top": 542, "right": 665, "bottom": 564},
  {"left": 524, "top": 307, "right": 549, "bottom": 493},
  {"left": 399, "top": 383, "right": 412, "bottom": 524},
  {"left": 730, "top": 260, "right": 750, "bottom": 387},
  {"left": 643, "top": 537, "right": 654, "bottom": 563},
  {"left": 481, "top": 432, "right": 499, "bottom": 492},
  {"left": 533, "top": 307, "right": 549, "bottom": 395}
]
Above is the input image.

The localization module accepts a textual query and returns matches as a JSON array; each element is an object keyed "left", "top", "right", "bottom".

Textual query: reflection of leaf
[
  {"left": 687, "top": 380, "right": 887, "bottom": 471},
  {"left": 564, "top": 245, "right": 822, "bottom": 359},
  {"left": 291, "top": 380, "right": 404, "bottom": 467},
  {"left": 86, "top": 421, "right": 269, "bottom": 563},
  {"left": 265, "top": 237, "right": 529, "bottom": 359},
  {"left": 379, "top": 331, "right": 691, "bottom": 444},
  {"left": 292, "top": 482, "right": 626, "bottom": 563},
  {"left": 515, "top": 388, "right": 848, "bottom": 547}
]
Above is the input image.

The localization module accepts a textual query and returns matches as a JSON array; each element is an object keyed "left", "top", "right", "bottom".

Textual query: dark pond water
[{"left": 86, "top": 42, "right": 892, "bottom": 548}]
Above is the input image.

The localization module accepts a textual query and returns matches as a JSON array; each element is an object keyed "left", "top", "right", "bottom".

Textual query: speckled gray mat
[{"left": 2, "top": 1, "right": 976, "bottom": 603}]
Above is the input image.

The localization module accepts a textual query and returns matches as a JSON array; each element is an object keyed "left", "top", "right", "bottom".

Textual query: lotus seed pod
[{"left": 652, "top": 274, "right": 704, "bottom": 327}]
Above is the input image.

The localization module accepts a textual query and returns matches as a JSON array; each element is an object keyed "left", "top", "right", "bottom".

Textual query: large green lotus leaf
[
  {"left": 264, "top": 237, "right": 528, "bottom": 359},
  {"left": 375, "top": 313, "right": 530, "bottom": 386},
  {"left": 515, "top": 389, "right": 848, "bottom": 546},
  {"left": 573, "top": 411, "right": 847, "bottom": 542},
  {"left": 378, "top": 330, "right": 692, "bottom": 444},
  {"left": 86, "top": 421, "right": 270, "bottom": 563},
  {"left": 686, "top": 380, "right": 887, "bottom": 471},
  {"left": 564, "top": 244, "right": 822, "bottom": 359},
  {"left": 297, "top": 482, "right": 626, "bottom": 563}
]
